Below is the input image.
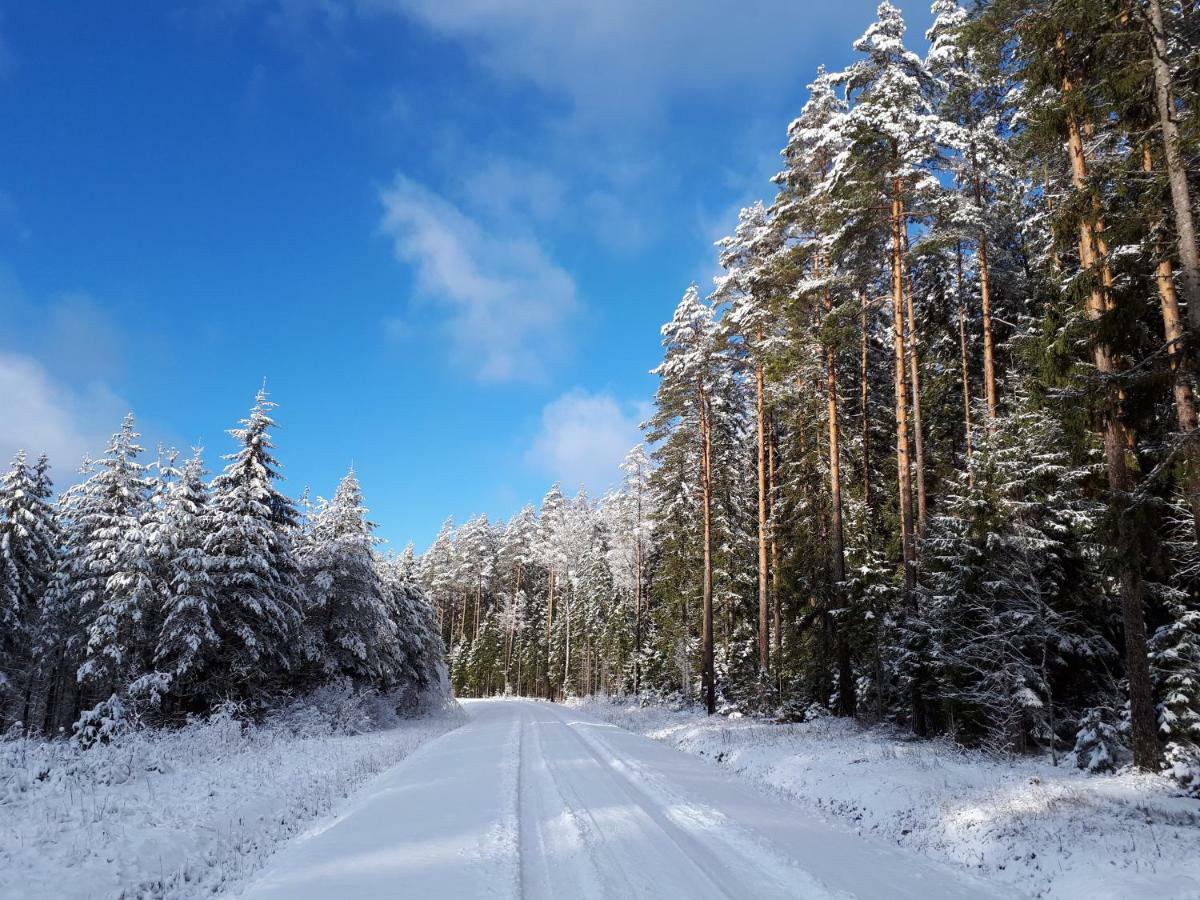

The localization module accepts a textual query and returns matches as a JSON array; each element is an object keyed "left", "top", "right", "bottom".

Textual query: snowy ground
[
  {"left": 0, "top": 707, "right": 464, "bottom": 899},
  {"left": 571, "top": 697, "right": 1200, "bottom": 900},
  {"left": 241, "top": 698, "right": 1013, "bottom": 899}
]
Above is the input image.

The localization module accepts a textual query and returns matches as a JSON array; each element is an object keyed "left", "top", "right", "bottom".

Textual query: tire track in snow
[{"left": 542, "top": 704, "right": 817, "bottom": 900}]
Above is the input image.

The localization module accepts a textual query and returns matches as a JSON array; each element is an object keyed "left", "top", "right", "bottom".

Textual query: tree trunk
[
  {"left": 891, "top": 171, "right": 924, "bottom": 736},
  {"left": 956, "top": 242, "right": 975, "bottom": 479},
  {"left": 972, "top": 162, "right": 999, "bottom": 419},
  {"left": 823, "top": 282, "right": 854, "bottom": 716},
  {"left": 756, "top": 329, "right": 770, "bottom": 674},
  {"left": 768, "top": 418, "right": 782, "bottom": 693},
  {"left": 1145, "top": 145, "right": 1200, "bottom": 539},
  {"left": 634, "top": 502, "right": 643, "bottom": 696},
  {"left": 546, "top": 570, "right": 556, "bottom": 700},
  {"left": 861, "top": 291, "right": 872, "bottom": 509},
  {"left": 699, "top": 380, "right": 716, "bottom": 715},
  {"left": 1063, "top": 80, "right": 1159, "bottom": 770},
  {"left": 1147, "top": 0, "right": 1200, "bottom": 329},
  {"left": 902, "top": 219, "right": 928, "bottom": 536}
]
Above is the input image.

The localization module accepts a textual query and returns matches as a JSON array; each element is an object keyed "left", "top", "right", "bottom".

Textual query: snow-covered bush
[{"left": 1073, "top": 707, "right": 1130, "bottom": 773}]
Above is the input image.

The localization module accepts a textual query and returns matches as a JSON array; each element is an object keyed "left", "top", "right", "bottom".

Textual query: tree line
[
  {"left": 0, "top": 390, "right": 447, "bottom": 741},
  {"left": 417, "top": 0, "right": 1200, "bottom": 787}
]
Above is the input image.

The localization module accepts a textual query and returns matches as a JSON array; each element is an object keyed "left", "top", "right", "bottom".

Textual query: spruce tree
[{"left": 204, "top": 389, "right": 303, "bottom": 697}]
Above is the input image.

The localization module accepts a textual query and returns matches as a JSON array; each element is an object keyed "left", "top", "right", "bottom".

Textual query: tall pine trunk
[
  {"left": 545, "top": 570, "right": 556, "bottom": 700},
  {"left": 1063, "top": 77, "right": 1158, "bottom": 770},
  {"left": 768, "top": 418, "right": 783, "bottom": 692},
  {"left": 756, "top": 327, "right": 770, "bottom": 674},
  {"left": 902, "top": 220, "right": 928, "bottom": 536},
  {"left": 972, "top": 161, "right": 999, "bottom": 420},
  {"left": 825, "top": 284, "right": 854, "bottom": 716},
  {"left": 956, "top": 242, "right": 974, "bottom": 478},
  {"left": 699, "top": 380, "right": 716, "bottom": 715},
  {"left": 1147, "top": 0, "right": 1200, "bottom": 328},
  {"left": 1145, "top": 145, "right": 1200, "bottom": 539},
  {"left": 891, "top": 171, "right": 924, "bottom": 735},
  {"left": 861, "top": 291, "right": 872, "bottom": 509}
]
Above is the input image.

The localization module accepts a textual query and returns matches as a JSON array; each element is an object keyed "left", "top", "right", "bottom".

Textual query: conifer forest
[
  {"left": 416, "top": 0, "right": 1200, "bottom": 787},
  {"left": 3, "top": 2, "right": 1200, "bottom": 897}
]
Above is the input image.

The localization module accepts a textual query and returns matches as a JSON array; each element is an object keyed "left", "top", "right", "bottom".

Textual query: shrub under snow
[{"left": 0, "top": 694, "right": 464, "bottom": 899}]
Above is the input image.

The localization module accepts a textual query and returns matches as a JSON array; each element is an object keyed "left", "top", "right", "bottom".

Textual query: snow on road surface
[{"left": 239, "top": 698, "right": 1015, "bottom": 899}]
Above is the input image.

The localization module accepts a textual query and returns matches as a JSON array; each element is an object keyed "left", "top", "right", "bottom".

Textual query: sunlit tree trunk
[
  {"left": 1063, "top": 67, "right": 1157, "bottom": 770},
  {"left": 768, "top": 418, "right": 782, "bottom": 693},
  {"left": 1147, "top": 0, "right": 1200, "bottom": 328},
  {"left": 956, "top": 242, "right": 974, "bottom": 481},
  {"left": 891, "top": 168, "right": 923, "bottom": 735},
  {"left": 699, "top": 380, "right": 716, "bottom": 715},
  {"left": 1144, "top": 145, "right": 1200, "bottom": 538},
  {"left": 902, "top": 218, "right": 928, "bottom": 536},
  {"left": 824, "top": 278, "right": 854, "bottom": 716},
  {"left": 860, "top": 291, "right": 872, "bottom": 509},
  {"left": 756, "top": 326, "right": 770, "bottom": 674}
]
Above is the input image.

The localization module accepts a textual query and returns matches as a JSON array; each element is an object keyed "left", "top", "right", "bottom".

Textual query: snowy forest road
[{"left": 239, "top": 699, "right": 1014, "bottom": 899}]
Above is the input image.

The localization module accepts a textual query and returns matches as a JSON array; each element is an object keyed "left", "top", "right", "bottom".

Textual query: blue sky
[{"left": 0, "top": 0, "right": 933, "bottom": 550}]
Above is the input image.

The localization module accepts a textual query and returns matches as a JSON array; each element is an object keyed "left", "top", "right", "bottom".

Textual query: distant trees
[{"left": 0, "top": 391, "right": 448, "bottom": 738}]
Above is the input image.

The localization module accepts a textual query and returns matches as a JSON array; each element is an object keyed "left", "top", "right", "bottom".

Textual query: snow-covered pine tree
[
  {"left": 828, "top": 0, "right": 944, "bottom": 734},
  {"left": 204, "top": 389, "right": 303, "bottom": 699}
]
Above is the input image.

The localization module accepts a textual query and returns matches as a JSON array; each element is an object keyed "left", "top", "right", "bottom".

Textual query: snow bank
[
  {"left": 0, "top": 704, "right": 465, "bottom": 899},
  {"left": 571, "top": 698, "right": 1200, "bottom": 900}
]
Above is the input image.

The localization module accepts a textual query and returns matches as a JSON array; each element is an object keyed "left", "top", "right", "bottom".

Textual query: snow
[
  {"left": 0, "top": 706, "right": 464, "bottom": 899},
  {"left": 241, "top": 697, "right": 1012, "bottom": 899},
  {"left": 572, "top": 697, "right": 1200, "bottom": 900}
]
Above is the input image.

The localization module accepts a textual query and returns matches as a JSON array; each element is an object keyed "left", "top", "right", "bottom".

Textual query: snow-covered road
[{"left": 239, "top": 698, "right": 1014, "bottom": 899}]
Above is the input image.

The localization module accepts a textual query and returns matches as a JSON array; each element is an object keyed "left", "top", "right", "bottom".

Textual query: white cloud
[
  {"left": 526, "top": 390, "right": 642, "bottom": 496},
  {"left": 461, "top": 158, "right": 566, "bottom": 224},
  {"left": 379, "top": 173, "right": 577, "bottom": 382},
  {"left": 364, "top": 0, "right": 837, "bottom": 123},
  {"left": 0, "top": 352, "right": 127, "bottom": 474}
]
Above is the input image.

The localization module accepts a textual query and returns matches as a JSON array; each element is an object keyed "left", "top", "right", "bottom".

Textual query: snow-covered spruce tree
[
  {"left": 153, "top": 448, "right": 220, "bottom": 707},
  {"left": 0, "top": 451, "right": 59, "bottom": 728},
  {"left": 918, "top": 388, "right": 1111, "bottom": 751},
  {"left": 376, "top": 552, "right": 449, "bottom": 711},
  {"left": 203, "top": 389, "right": 302, "bottom": 701},
  {"left": 298, "top": 468, "right": 396, "bottom": 688},
  {"left": 1149, "top": 498, "right": 1200, "bottom": 792},
  {"left": 74, "top": 415, "right": 154, "bottom": 711}
]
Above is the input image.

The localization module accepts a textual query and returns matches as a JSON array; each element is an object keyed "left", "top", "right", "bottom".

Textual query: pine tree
[{"left": 650, "top": 284, "right": 733, "bottom": 713}]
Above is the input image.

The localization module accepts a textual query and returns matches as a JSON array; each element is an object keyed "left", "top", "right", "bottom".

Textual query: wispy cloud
[
  {"left": 367, "top": 0, "right": 835, "bottom": 124},
  {"left": 0, "top": 352, "right": 128, "bottom": 472},
  {"left": 526, "top": 389, "right": 642, "bottom": 496},
  {"left": 379, "top": 174, "right": 577, "bottom": 382}
]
